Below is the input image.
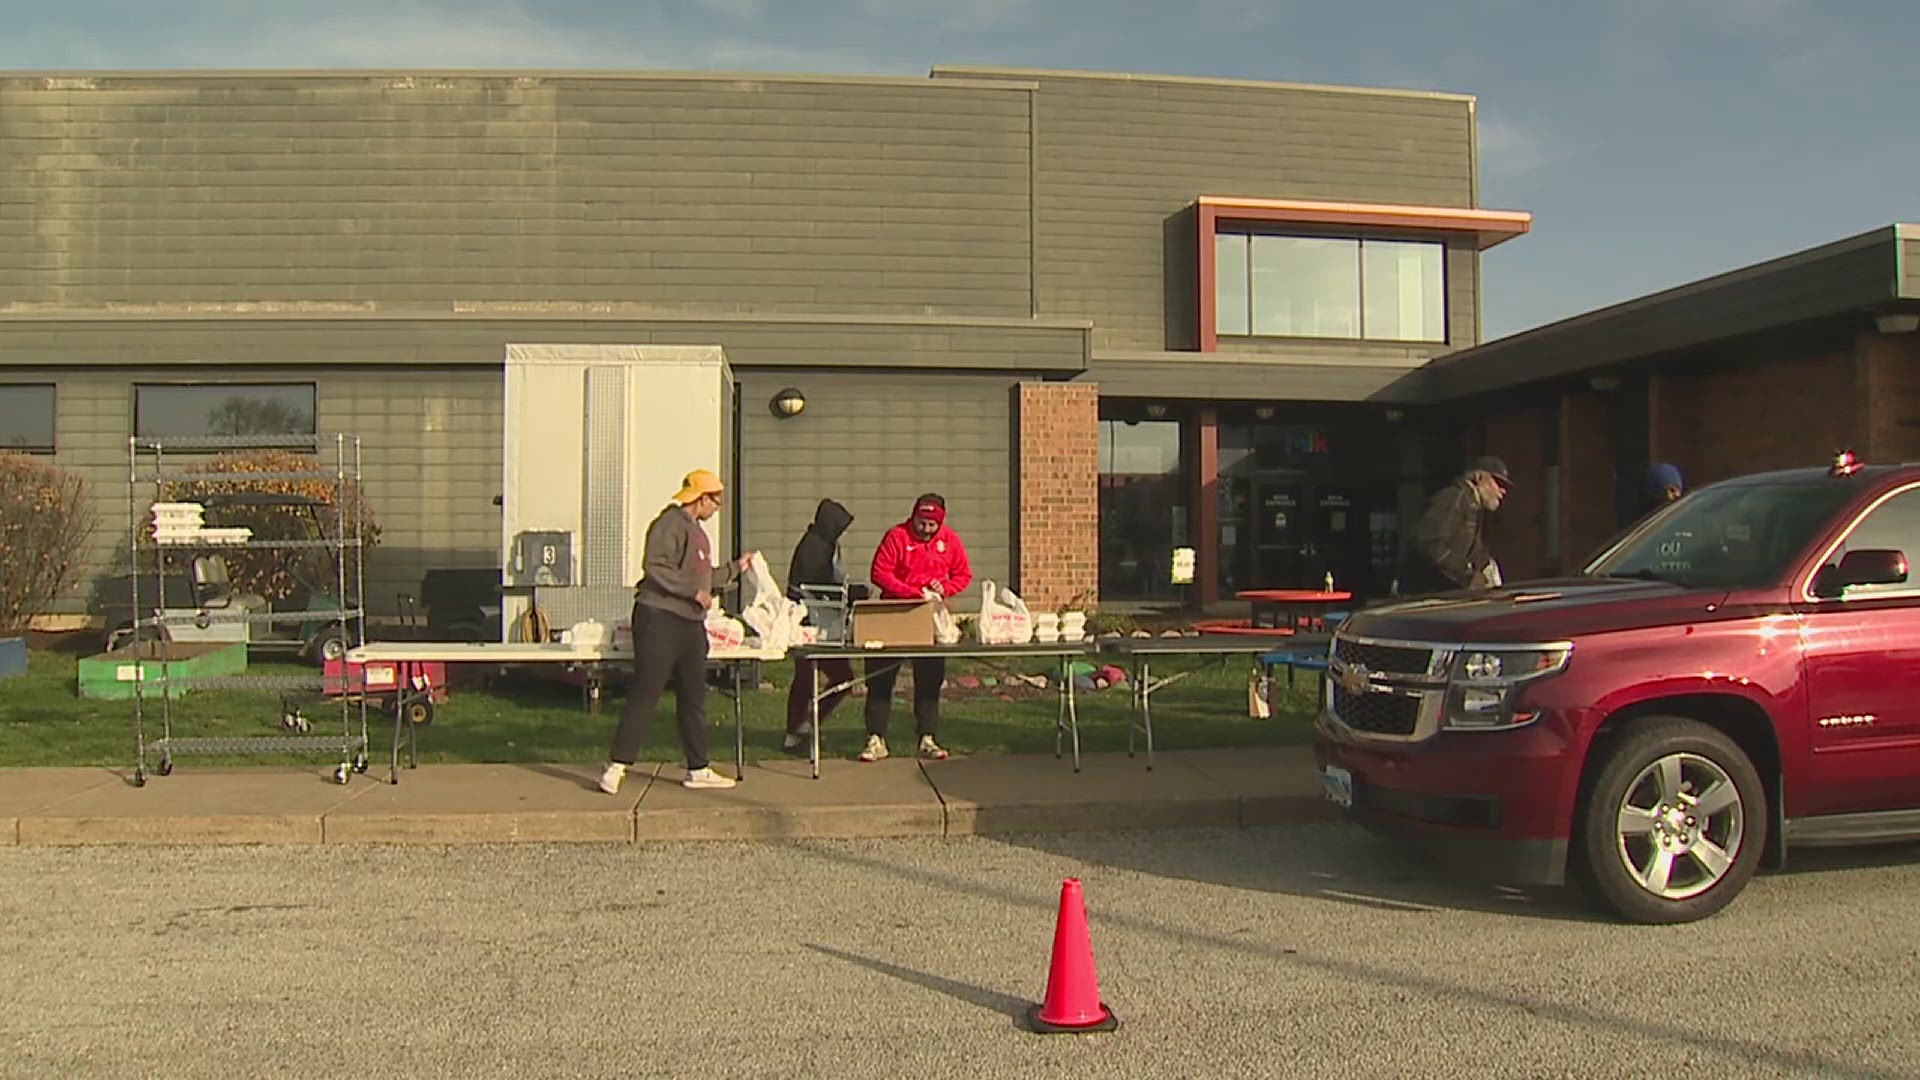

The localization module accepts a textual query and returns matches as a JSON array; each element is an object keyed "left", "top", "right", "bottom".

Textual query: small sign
[
  {"left": 116, "top": 665, "right": 145, "bottom": 682},
  {"left": 1170, "top": 546, "right": 1196, "bottom": 585}
]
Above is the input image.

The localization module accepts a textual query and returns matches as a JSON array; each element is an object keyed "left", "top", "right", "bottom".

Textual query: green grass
[{"left": 0, "top": 648, "right": 1322, "bottom": 769}]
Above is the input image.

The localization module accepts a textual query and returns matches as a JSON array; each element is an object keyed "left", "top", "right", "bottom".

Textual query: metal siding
[
  {"left": 1904, "top": 238, "right": 1920, "bottom": 298},
  {"left": 0, "top": 75, "right": 1033, "bottom": 318},
  {"left": 1013, "top": 74, "right": 1477, "bottom": 353},
  {"left": 0, "top": 317, "right": 1087, "bottom": 373},
  {"left": 737, "top": 371, "right": 1015, "bottom": 607}
]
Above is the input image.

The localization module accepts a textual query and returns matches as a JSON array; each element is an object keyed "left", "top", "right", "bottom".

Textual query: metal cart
[{"left": 127, "top": 433, "right": 371, "bottom": 786}]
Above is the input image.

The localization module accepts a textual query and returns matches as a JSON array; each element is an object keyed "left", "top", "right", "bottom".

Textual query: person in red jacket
[{"left": 860, "top": 493, "right": 971, "bottom": 761}]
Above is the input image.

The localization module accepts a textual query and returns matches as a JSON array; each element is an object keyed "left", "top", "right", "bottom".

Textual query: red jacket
[{"left": 870, "top": 521, "right": 972, "bottom": 600}]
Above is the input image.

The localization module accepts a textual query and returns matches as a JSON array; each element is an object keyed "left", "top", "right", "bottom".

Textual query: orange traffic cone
[{"left": 1027, "top": 877, "right": 1120, "bottom": 1034}]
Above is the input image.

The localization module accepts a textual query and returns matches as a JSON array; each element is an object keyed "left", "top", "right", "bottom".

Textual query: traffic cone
[{"left": 1027, "top": 877, "right": 1120, "bottom": 1034}]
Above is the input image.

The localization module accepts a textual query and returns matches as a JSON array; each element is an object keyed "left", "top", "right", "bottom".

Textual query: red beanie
[{"left": 911, "top": 499, "right": 945, "bottom": 526}]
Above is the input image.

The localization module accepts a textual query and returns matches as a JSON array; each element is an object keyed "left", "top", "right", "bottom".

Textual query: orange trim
[{"left": 1197, "top": 196, "right": 1531, "bottom": 248}]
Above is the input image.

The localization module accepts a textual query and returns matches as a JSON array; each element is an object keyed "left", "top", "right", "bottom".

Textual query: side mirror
[{"left": 1812, "top": 548, "right": 1909, "bottom": 598}]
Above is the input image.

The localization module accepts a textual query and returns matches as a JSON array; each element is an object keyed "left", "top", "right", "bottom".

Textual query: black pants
[
  {"left": 863, "top": 657, "right": 945, "bottom": 739},
  {"left": 609, "top": 603, "right": 711, "bottom": 770}
]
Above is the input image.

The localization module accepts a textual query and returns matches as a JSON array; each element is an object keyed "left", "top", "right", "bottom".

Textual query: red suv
[{"left": 1314, "top": 454, "right": 1920, "bottom": 923}]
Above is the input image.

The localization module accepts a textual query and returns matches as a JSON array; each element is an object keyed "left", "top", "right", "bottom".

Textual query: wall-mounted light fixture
[
  {"left": 1253, "top": 405, "right": 1276, "bottom": 421},
  {"left": 1875, "top": 313, "right": 1920, "bottom": 334},
  {"left": 1588, "top": 374, "right": 1622, "bottom": 392},
  {"left": 1145, "top": 403, "right": 1168, "bottom": 420},
  {"left": 770, "top": 387, "right": 807, "bottom": 418}
]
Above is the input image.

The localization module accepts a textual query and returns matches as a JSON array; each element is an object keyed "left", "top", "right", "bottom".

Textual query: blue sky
[{"left": 6, "top": 0, "right": 1916, "bottom": 339}]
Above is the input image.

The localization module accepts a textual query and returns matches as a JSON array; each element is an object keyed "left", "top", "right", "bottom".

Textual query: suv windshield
[{"left": 1585, "top": 477, "right": 1861, "bottom": 589}]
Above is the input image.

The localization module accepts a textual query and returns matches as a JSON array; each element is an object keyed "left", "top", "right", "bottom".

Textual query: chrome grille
[
  {"left": 1333, "top": 637, "right": 1433, "bottom": 676},
  {"left": 1332, "top": 685, "right": 1421, "bottom": 736}
]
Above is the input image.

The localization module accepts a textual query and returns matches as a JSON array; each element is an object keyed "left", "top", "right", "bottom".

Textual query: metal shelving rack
[{"left": 128, "top": 433, "right": 370, "bottom": 786}]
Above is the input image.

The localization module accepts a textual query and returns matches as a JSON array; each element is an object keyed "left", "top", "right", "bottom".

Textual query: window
[
  {"left": 1215, "top": 234, "right": 1446, "bottom": 343},
  {"left": 1098, "top": 418, "right": 1187, "bottom": 601},
  {"left": 0, "top": 384, "right": 56, "bottom": 452},
  {"left": 135, "top": 384, "right": 316, "bottom": 442},
  {"left": 1821, "top": 486, "right": 1920, "bottom": 598}
]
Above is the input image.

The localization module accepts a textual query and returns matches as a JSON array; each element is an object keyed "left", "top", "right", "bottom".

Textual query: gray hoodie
[{"left": 635, "top": 502, "right": 740, "bottom": 621}]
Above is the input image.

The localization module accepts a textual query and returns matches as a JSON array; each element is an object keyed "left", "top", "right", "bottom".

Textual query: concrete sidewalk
[{"left": 0, "top": 746, "right": 1334, "bottom": 846}]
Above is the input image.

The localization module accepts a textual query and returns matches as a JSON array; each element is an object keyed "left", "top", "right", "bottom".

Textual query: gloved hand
[{"left": 922, "top": 583, "right": 943, "bottom": 601}]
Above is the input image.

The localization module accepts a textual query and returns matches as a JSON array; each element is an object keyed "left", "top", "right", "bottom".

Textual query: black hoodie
[{"left": 786, "top": 498, "right": 854, "bottom": 598}]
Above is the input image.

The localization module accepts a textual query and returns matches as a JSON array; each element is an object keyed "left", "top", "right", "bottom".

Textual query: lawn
[{"left": 0, "top": 646, "right": 1323, "bottom": 770}]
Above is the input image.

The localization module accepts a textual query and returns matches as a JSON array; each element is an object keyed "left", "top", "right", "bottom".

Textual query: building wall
[
  {"left": 1651, "top": 351, "right": 1860, "bottom": 487},
  {"left": 1476, "top": 396, "right": 1551, "bottom": 582},
  {"left": 0, "top": 73, "right": 1034, "bottom": 317},
  {"left": 735, "top": 370, "right": 1017, "bottom": 608},
  {"left": 1013, "top": 382, "right": 1099, "bottom": 609},
  {"left": 1558, "top": 387, "right": 1618, "bottom": 569},
  {"left": 1862, "top": 331, "right": 1920, "bottom": 462},
  {"left": 937, "top": 68, "right": 1481, "bottom": 356},
  {"left": 10, "top": 365, "right": 501, "bottom": 616}
]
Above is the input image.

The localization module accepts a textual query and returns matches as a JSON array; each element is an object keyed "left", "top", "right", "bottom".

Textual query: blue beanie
[{"left": 1646, "top": 463, "right": 1683, "bottom": 498}]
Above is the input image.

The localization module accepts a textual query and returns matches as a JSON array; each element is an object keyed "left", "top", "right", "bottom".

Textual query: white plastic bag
[
  {"left": 975, "top": 580, "right": 1033, "bottom": 645},
  {"left": 704, "top": 604, "right": 746, "bottom": 651},
  {"left": 931, "top": 597, "right": 961, "bottom": 645},
  {"left": 738, "top": 551, "right": 808, "bottom": 650}
]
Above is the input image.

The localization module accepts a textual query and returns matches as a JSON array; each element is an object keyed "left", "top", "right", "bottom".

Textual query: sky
[{"left": 5, "top": 0, "right": 1917, "bottom": 340}]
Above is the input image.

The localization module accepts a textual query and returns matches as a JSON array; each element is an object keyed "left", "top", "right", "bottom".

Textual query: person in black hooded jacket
[{"left": 784, "top": 498, "right": 857, "bottom": 752}]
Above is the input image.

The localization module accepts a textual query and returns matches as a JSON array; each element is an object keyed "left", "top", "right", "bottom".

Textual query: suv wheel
[{"left": 1579, "top": 716, "right": 1766, "bottom": 924}]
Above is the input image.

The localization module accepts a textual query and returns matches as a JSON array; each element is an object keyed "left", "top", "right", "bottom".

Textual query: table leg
[
  {"left": 388, "top": 689, "right": 402, "bottom": 785},
  {"left": 809, "top": 660, "right": 821, "bottom": 781},
  {"left": 1066, "top": 659, "right": 1082, "bottom": 773},
  {"left": 1141, "top": 657, "right": 1156, "bottom": 771},
  {"left": 1054, "top": 659, "right": 1065, "bottom": 760},
  {"left": 733, "top": 661, "right": 745, "bottom": 783}
]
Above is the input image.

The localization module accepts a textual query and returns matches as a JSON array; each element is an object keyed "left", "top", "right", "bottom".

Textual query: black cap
[{"left": 1471, "top": 455, "right": 1513, "bottom": 489}]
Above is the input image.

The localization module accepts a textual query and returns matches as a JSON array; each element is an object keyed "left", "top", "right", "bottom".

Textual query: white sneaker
[
  {"left": 918, "top": 735, "right": 950, "bottom": 760},
  {"left": 858, "top": 734, "right": 889, "bottom": 762},
  {"left": 598, "top": 762, "right": 627, "bottom": 795},
  {"left": 682, "top": 766, "right": 737, "bottom": 790}
]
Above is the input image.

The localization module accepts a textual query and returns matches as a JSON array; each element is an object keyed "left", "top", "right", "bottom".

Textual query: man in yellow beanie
[{"left": 600, "top": 469, "right": 756, "bottom": 794}]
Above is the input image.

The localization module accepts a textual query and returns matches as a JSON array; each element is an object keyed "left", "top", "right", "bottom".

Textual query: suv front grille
[
  {"left": 1333, "top": 638, "right": 1433, "bottom": 676},
  {"left": 1332, "top": 685, "right": 1421, "bottom": 736}
]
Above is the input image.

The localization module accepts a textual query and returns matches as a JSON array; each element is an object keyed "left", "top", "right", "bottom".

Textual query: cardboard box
[{"left": 850, "top": 598, "right": 935, "bottom": 647}]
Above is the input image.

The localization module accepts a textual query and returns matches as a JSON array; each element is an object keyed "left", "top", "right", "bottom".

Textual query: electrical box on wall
[{"left": 509, "top": 530, "right": 574, "bottom": 586}]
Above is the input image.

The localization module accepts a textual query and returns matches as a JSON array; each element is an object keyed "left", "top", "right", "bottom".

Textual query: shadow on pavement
[{"left": 991, "top": 823, "right": 1612, "bottom": 924}]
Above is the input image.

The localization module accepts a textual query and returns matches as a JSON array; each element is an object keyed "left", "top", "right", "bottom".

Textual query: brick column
[{"left": 1015, "top": 382, "right": 1099, "bottom": 610}]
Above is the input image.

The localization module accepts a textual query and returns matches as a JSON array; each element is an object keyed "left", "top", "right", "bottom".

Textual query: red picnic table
[{"left": 1236, "top": 589, "right": 1353, "bottom": 633}]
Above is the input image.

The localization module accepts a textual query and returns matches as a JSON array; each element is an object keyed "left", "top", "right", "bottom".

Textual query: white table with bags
[
  {"left": 788, "top": 579, "right": 1099, "bottom": 777},
  {"left": 340, "top": 639, "right": 786, "bottom": 784}
]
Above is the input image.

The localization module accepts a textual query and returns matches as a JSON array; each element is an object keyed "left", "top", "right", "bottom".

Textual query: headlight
[
  {"left": 1443, "top": 644, "right": 1571, "bottom": 730},
  {"left": 1453, "top": 646, "right": 1570, "bottom": 684}
]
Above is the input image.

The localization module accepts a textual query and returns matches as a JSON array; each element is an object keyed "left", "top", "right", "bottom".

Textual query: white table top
[{"left": 344, "top": 641, "right": 786, "bottom": 664}]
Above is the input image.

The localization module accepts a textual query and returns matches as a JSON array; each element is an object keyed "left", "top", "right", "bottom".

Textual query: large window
[
  {"left": 0, "top": 384, "right": 56, "bottom": 452},
  {"left": 135, "top": 384, "right": 316, "bottom": 442},
  {"left": 1099, "top": 418, "right": 1187, "bottom": 601},
  {"left": 1216, "top": 234, "right": 1445, "bottom": 343}
]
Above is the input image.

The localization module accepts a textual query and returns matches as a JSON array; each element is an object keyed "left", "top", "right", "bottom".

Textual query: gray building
[{"left": 0, "top": 66, "right": 1526, "bottom": 621}]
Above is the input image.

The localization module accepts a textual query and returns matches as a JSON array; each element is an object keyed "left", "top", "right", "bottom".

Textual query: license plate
[{"left": 1319, "top": 765, "right": 1354, "bottom": 808}]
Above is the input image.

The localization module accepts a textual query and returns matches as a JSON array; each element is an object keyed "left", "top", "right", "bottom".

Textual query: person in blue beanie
[{"left": 1645, "top": 463, "right": 1685, "bottom": 512}]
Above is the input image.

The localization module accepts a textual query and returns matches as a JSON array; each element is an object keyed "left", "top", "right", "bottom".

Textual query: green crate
[{"left": 77, "top": 641, "right": 249, "bottom": 700}]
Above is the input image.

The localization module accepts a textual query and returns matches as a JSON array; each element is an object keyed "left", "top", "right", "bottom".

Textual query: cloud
[{"left": 1476, "top": 115, "right": 1557, "bottom": 181}]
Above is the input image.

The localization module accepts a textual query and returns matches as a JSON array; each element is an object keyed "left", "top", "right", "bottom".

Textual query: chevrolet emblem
[{"left": 1338, "top": 662, "right": 1371, "bottom": 695}]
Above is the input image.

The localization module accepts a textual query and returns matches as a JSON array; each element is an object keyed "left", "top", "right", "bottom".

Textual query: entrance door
[{"left": 1252, "top": 481, "right": 1304, "bottom": 587}]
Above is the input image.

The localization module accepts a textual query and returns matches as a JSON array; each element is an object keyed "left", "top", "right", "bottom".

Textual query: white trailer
[{"left": 498, "top": 343, "right": 735, "bottom": 642}]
